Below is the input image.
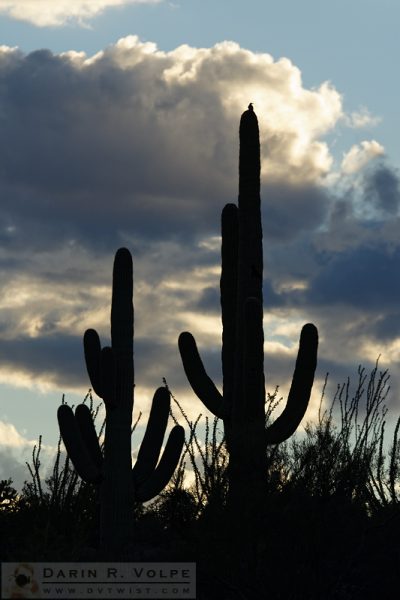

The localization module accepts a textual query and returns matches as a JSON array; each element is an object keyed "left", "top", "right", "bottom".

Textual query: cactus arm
[
  {"left": 57, "top": 404, "right": 102, "bottom": 483},
  {"left": 132, "top": 387, "right": 170, "bottom": 485},
  {"left": 75, "top": 404, "right": 103, "bottom": 470},
  {"left": 178, "top": 204, "right": 238, "bottom": 421},
  {"left": 221, "top": 203, "right": 239, "bottom": 415},
  {"left": 84, "top": 329, "right": 103, "bottom": 397},
  {"left": 265, "top": 323, "right": 319, "bottom": 444},
  {"left": 84, "top": 331, "right": 117, "bottom": 409},
  {"left": 178, "top": 332, "right": 224, "bottom": 418},
  {"left": 135, "top": 425, "right": 185, "bottom": 502}
]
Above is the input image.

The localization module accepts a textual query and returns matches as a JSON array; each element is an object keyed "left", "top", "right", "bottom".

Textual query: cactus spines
[
  {"left": 179, "top": 108, "right": 318, "bottom": 512},
  {"left": 58, "top": 248, "right": 184, "bottom": 552}
]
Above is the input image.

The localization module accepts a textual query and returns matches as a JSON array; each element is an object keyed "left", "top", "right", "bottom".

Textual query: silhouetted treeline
[{"left": 1, "top": 363, "right": 400, "bottom": 598}]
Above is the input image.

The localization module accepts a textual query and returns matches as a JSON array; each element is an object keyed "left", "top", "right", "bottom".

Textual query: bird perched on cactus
[
  {"left": 178, "top": 108, "right": 318, "bottom": 517},
  {"left": 58, "top": 248, "right": 184, "bottom": 555}
]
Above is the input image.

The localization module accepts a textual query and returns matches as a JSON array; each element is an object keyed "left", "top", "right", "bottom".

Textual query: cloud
[
  {"left": 0, "top": 420, "right": 36, "bottom": 448},
  {"left": 365, "top": 163, "right": 400, "bottom": 216},
  {"left": 308, "top": 244, "right": 400, "bottom": 310},
  {"left": 0, "top": 421, "right": 38, "bottom": 491},
  {"left": 0, "top": 38, "right": 343, "bottom": 255},
  {"left": 0, "top": 447, "right": 29, "bottom": 491},
  {"left": 341, "top": 140, "right": 384, "bottom": 174},
  {"left": 0, "top": 36, "right": 398, "bottom": 424},
  {"left": 262, "top": 182, "right": 331, "bottom": 241},
  {"left": 0, "top": 0, "right": 161, "bottom": 27},
  {"left": 0, "top": 421, "right": 61, "bottom": 492},
  {"left": 345, "top": 107, "right": 381, "bottom": 129}
]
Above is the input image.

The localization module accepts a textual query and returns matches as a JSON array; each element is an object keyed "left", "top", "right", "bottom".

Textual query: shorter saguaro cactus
[{"left": 58, "top": 248, "right": 184, "bottom": 552}]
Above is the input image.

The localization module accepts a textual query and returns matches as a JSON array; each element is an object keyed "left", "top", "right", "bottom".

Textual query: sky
[{"left": 0, "top": 0, "right": 399, "bottom": 491}]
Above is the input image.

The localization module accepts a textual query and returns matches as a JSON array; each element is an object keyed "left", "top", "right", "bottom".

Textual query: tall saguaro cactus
[
  {"left": 58, "top": 248, "right": 184, "bottom": 553},
  {"left": 179, "top": 107, "right": 318, "bottom": 514}
]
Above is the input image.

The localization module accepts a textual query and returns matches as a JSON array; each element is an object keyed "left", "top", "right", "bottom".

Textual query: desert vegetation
[{"left": 0, "top": 364, "right": 399, "bottom": 598}]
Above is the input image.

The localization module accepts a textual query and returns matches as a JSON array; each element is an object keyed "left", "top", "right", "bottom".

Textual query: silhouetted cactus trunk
[
  {"left": 179, "top": 107, "right": 318, "bottom": 527},
  {"left": 228, "top": 108, "right": 266, "bottom": 521},
  {"left": 100, "top": 248, "right": 135, "bottom": 550}
]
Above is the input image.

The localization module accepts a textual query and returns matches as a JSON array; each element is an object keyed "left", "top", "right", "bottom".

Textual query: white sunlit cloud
[
  {"left": 85, "top": 38, "right": 341, "bottom": 185},
  {"left": 0, "top": 420, "right": 60, "bottom": 492},
  {"left": 0, "top": 0, "right": 161, "bottom": 27},
  {"left": 0, "top": 35, "right": 355, "bottom": 252},
  {"left": 160, "top": 42, "right": 344, "bottom": 184},
  {"left": 345, "top": 106, "right": 382, "bottom": 129},
  {"left": 0, "top": 420, "right": 37, "bottom": 448},
  {"left": 341, "top": 140, "right": 385, "bottom": 174},
  {"left": 0, "top": 36, "right": 369, "bottom": 207}
]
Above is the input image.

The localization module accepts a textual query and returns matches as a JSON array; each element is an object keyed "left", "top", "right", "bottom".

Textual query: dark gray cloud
[
  {"left": 0, "top": 46, "right": 234, "bottom": 250},
  {"left": 194, "top": 278, "right": 284, "bottom": 314},
  {"left": 0, "top": 334, "right": 86, "bottom": 388},
  {"left": 365, "top": 163, "right": 400, "bottom": 216},
  {"left": 0, "top": 330, "right": 186, "bottom": 397},
  {"left": 370, "top": 313, "right": 400, "bottom": 342},
  {"left": 262, "top": 183, "right": 331, "bottom": 241},
  {"left": 308, "top": 243, "right": 400, "bottom": 309}
]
